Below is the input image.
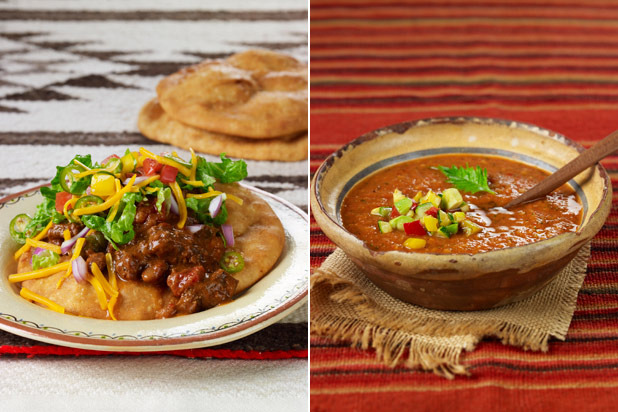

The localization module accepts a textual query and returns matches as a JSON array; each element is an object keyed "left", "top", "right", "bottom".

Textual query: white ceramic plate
[{"left": 0, "top": 185, "right": 308, "bottom": 351}]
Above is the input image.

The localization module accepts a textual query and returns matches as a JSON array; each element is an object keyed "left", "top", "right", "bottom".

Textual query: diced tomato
[
  {"left": 102, "top": 154, "right": 119, "bottom": 165},
  {"left": 404, "top": 220, "right": 426, "bottom": 236},
  {"left": 390, "top": 207, "right": 400, "bottom": 218},
  {"left": 160, "top": 165, "right": 179, "bottom": 183},
  {"left": 143, "top": 158, "right": 163, "bottom": 175},
  {"left": 426, "top": 207, "right": 438, "bottom": 218},
  {"left": 55, "top": 191, "right": 73, "bottom": 213}
]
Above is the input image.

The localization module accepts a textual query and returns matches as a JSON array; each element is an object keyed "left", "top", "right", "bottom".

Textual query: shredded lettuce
[
  {"left": 21, "top": 188, "right": 65, "bottom": 239},
  {"left": 185, "top": 197, "right": 228, "bottom": 225},
  {"left": 196, "top": 154, "right": 247, "bottom": 185},
  {"left": 51, "top": 154, "right": 94, "bottom": 195},
  {"left": 31, "top": 249, "right": 60, "bottom": 270},
  {"left": 81, "top": 192, "right": 143, "bottom": 248},
  {"left": 156, "top": 186, "right": 171, "bottom": 213}
]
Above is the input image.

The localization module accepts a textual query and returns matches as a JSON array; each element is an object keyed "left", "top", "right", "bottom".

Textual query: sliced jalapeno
[
  {"left": 74, "top": 195, "right": 104, "bottom": 210},
  {"left": 220, "top": 251, "right": 244, "bottom": 273},
  {"left": 9, "top": 214, "right": 33, "bottom": 244},
  {"left": 59, "top": 164, "right": 85, "bottom": 194}
]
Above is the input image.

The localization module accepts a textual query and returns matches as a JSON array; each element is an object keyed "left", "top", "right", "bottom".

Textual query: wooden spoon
[{"left": 504, "top": 130, "right": 618, "bottom": 209}]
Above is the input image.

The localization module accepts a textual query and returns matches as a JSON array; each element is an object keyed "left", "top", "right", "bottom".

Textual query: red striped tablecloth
[{"left": 310, "top": 1, "right": 618, "bottom": 410}]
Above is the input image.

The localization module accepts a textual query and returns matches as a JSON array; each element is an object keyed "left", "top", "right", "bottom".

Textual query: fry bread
[
  {"left": 218, "top": 183, "right": 285, "bottom": 293},
  {"left": 18, "top": 184, "right": 285, "bottom": 319},
  {"left": 138, "top": 98, "right": 307, "bottom": 162},
  {"left": 156, "top": 49, "right": 307, "bottom": 138}
]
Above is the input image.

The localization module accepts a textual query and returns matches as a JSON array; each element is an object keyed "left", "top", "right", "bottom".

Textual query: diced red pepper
[
  {"left": 143, "top": 158, "right": 163, "bottom": 175},
  {"left": 55, "top": 191, "right": 73, "bottom": 213},
  {"left": 160, "top": 165, "right": 179, "bottom": 183},
  {"left": 410, "top": 200, "right": 418, "bottom": 211},
  {"left": 403, "top": 220, "right": 426, "bottom": 236},
  {"left": 390, "top": 207, "right": 400, "bottom": 218},
  {"left": 426, "top": 206, "right": 438, "bottom": 218}
]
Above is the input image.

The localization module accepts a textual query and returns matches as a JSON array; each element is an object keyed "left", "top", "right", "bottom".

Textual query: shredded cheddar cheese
[
  {"left": 190, "top": 148, "right": 197, "bottom": 181},
  {"left": 106, "top": 203, "right": 120, "bottom": 222},
  {"left": 225, "top": 193, "right": 243, "bottom": 205},
  {"left": 25, "top": 238, "right": 61, "bottom": 255},
  {"left": 63, "top": 229, "right": 71, "bottom": 241},
  {"left": 88, "top": 276, "right": 108, "bottom": 311},
  {"left": 56, "top": 237, "right": 86, "bottom": 288},
  {"left": 186, "top": 191, "right": 223, "bottom": 199},
  {"left": 181, "top": 179, "right": 204, "bottom": 187},
  {"left": 20, "top": 288, "right": 65, "bottom": 314},
  {"left": 74, "top": 168, "right": 113, "bottom": 179},
  {"left": 14, "top": 220, "right": 54, "bottom": 260},
  {"left": 72, "top": 159, "right": 91, "bottom": 170},
  {"left": 135, "top": 174, "right": 160, "bottom": 189},
  {"left": 72, "top": 175, "right": 136, "bottom": 216},
  {"left": 63, "top": 196, "right": 78, "bottom": 222},
  {"left": 169, "top": 181, "right": 187, "bottom": 229},
  {"left": 9, "top": 261, "right": 70, "bottom": 283},
  {"left": 139, "top": 148, "right": 192, "bottom": 177},
  {"left": 91, "top": 263, "right": 118, "bottom": 298},
  {"left": 106, "top": 253, "right": 119, "bottom": 320}
]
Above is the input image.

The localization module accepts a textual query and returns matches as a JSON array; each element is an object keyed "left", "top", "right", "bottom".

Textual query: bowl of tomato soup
[{"left": 311, "top": 117, "right": 611, "bottom": 310}]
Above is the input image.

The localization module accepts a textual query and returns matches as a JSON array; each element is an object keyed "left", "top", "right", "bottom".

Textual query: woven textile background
[
  {"left": 0, "top": 1, "right": 308, "bottom": 410},
  {"left": 310, "top": 1, "right": 618, "bottom": 411}
]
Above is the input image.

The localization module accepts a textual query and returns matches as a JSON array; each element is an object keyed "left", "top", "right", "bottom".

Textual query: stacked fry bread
[{"left": 138, "top": 49, "right": 308, "bottom": 162}]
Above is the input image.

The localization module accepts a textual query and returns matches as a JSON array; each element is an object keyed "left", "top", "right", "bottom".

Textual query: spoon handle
[{"left": 504, "top": 130, "right": 618, "bottom": 208}]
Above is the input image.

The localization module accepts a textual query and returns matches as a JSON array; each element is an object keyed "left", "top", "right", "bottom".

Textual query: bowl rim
[{"left": 312, "top": 116, "right": 611, "bottom": 257}]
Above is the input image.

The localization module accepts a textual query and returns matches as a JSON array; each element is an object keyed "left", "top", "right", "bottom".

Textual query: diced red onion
[
  {"left": 72, "top": 256, "right": 88, "bottom": 283},
  {"left": 187, "top": 225, "right": 204, "bottom": 234},
  {"left": 221, "top": 224, "right": 234, "bottom": 247},
  {"left": 209, "top": 195, "right": 223, "bottom": 218},
  {"left": 60, "top": 226, "right": 89, "bottom": 254},
  {"left": 123, "top": 175, "right": 149, "bottom": 185},
  {"left": 86, "top": 186, "right": 91, "bottom": 195},
  {"left": 168, "top": 191, "right": 179, "bottom": 215}
]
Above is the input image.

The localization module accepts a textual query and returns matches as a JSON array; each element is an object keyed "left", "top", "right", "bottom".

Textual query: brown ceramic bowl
[{"left": 311, "top": 117, "right": 612, "bottom": 311}]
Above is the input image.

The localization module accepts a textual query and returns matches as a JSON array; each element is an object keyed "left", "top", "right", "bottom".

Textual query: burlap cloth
[{"left": 311, "top": 243, "right": 591, "bottom": 378}]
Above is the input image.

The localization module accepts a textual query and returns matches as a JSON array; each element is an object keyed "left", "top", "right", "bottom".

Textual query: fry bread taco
[{"left": 8, "top": 148, "right": 284, "bottom": 320}]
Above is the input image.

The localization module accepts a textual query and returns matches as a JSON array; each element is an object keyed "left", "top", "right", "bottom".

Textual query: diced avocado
[
  {"left": 378, "top": 221, "right": 392, "bottom": 233},
  {"left": 389, "top": 215, "right": 414, "bottom": 231},
  {"left": 436, "top": 223, "right": 459, "bottom": 238},
  {"left": 444, "top": 223, "right": 459, "bottom": 235},
  {"left": 414, "top": 202, "right": 434, "bottom": 220},
  {"left": 422, "top": 215, "right": 439, "bottom": 233},
  {"left": 393, "top": 189, "right": 405, "bottom": 203},
  {"left": 438, "top": 210, "right": 452, "bottom": 227},
  {"left": 460, "top": 202, "right": 471, "bottom": 212},
  {"left": 403, "top": 238, "right": 426, "bottom": 249},
  {"left": 440, "top": 188, "right": 464, "bottom": 210},
  {"left": 461, "top": 219, "right": 482, "bottom": 237},
  {"left": 421, "top": 190, "right": 441, "bottom": 208},
  {"left": 371, "top": 206, "right": 392, "bottom": 218},
  {"left": 452, "top": 211, "right": 466, "bottom": 223},
  {"left": 412, "top": 191, "right": 423, "bottom": 202},
  {"left": 394, "top": 197, "right": 413, "bottom": 215}
]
